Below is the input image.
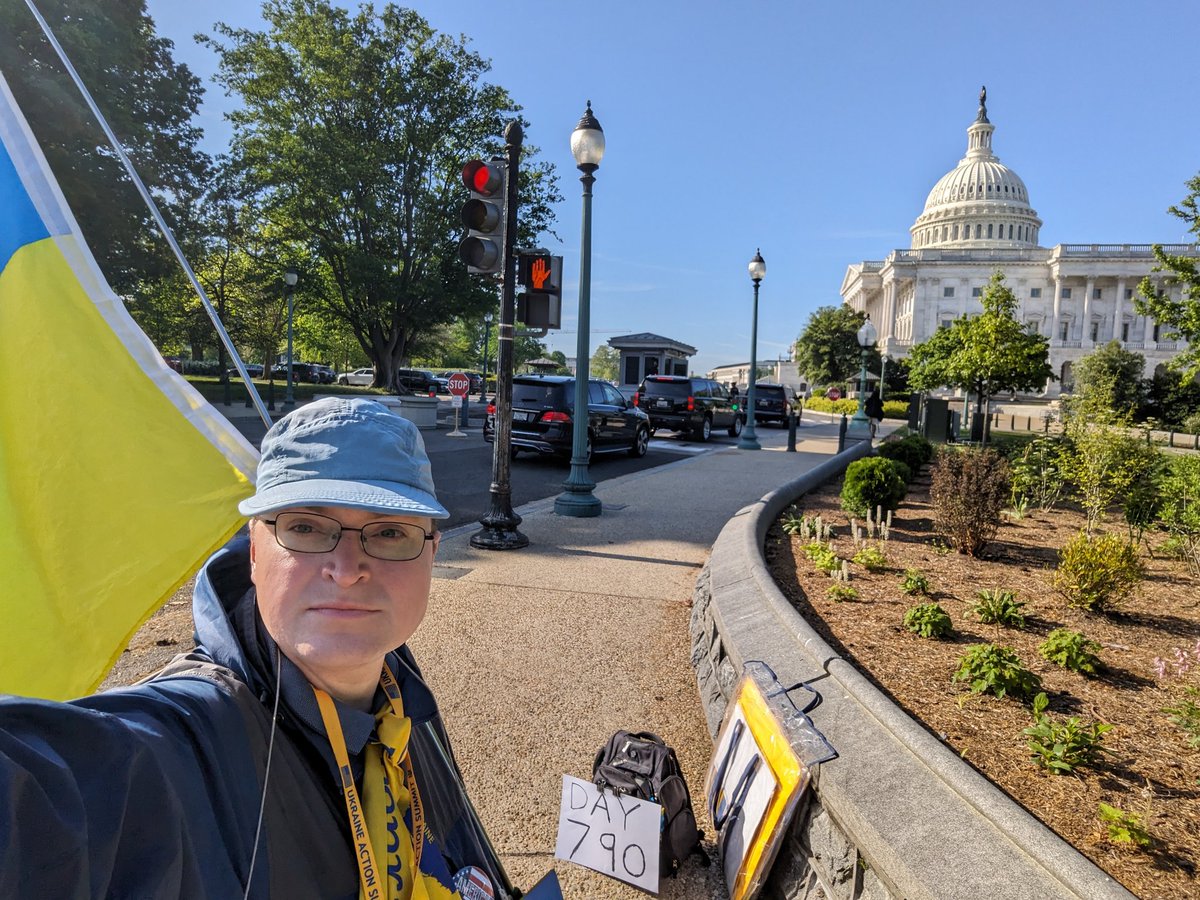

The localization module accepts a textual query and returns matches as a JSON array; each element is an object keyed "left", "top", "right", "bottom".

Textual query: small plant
[
  {"left": 826, "top": 584, "right": 859, "bottom": 603},
  {"left": 930, "top": 447, "right": 1010, "bottom": 557},
  {"left": 1009, "top": 437, "right": 1066, "bottom": 512},
  {"left": 1097, "top": 803, "right": 1152, "bottom": 848},
  {"left": 1039, "top": 628, "right": 1102, "bottom": 676},
  {"left": 852, "top": 546, "right": 888, "bottom": 573},
  {"left": 1023, "top": 692, "right": 1113, "bottom": 774},
  {"left": 1053, "top": 531, "right": 1144, "bottom": 612},
  {"left": 804, "top": 541, "right": 841, "bottom": 576},
  {"left": 971, "top": 589, "right": 1026, "bottom": 628},
  {"left": 900, "top": 568, "right": 930, "bottom": 596},
  {"left": 953, "top": 644, "right": 1041, "bottom": 700},
  {"left": 840, "top": 457, "right": 908, "bottom": 519},
  {"left": 780, "top": 508, "right": 806, "bottom": 535},
  {"left": 903, "top": 603, "right": 952, "bottom": 639},
  {"left": 1163, "top": 687, "right": 1200, "bottom": 749}
]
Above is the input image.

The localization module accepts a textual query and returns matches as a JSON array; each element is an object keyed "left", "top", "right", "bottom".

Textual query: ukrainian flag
[{"left": 0, "top": 71, "right": 257, "bottom": 700}]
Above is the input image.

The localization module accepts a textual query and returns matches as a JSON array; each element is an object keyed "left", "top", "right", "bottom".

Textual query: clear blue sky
[{"left": 143, "top": 0, "right": 1200, "bottom": 376}]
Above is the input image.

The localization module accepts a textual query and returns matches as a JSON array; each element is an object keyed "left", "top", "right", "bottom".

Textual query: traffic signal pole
[{"left": 472, "top": 121, "right": 529, "bottom": 550}]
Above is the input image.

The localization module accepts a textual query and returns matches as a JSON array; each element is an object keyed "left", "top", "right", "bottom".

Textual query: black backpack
[{"left": 592, "top": 730, "right": 706, "bottom": 878}]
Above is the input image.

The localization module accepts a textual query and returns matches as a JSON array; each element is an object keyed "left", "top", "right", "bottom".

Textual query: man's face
[{"left": 249, "top": 506, "right": 439, "bottom": 694}]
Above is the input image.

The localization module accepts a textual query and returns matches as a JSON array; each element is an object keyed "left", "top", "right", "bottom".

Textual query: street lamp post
[
  {"left": 846, "top": 315, "right": 878, "bottom": 443},
  {"left": 480, "top": 311, "right": 493, "bottom": 398},
  {"left": 880, "top": 353, "right": 889, "bottom": 402},
  {"left": 555, "top": 101, "right": 605, "bottom": 518},
  {"left": 737, "top": 249, "right": 766, "bottom": 450},
  {"left": 282, "top": 266, "right": 299, "bottom": 410}
]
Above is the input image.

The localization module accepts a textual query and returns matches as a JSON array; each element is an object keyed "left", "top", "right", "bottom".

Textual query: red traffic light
[{"left": 462, "top": 159, "right": 503, "bottom": 196}]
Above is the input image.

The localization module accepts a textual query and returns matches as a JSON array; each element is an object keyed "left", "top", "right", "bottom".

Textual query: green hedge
[{"left": 805, "top": 396, "right": 911, "bottom": 419}]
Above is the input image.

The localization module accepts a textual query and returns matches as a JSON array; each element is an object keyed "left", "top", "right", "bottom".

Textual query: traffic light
[
  {"left": 458, "top": 158, "right": 507, "bottom": 275},
  {"left": 516, "top": 250, "right": 563, "bottom": 329}
]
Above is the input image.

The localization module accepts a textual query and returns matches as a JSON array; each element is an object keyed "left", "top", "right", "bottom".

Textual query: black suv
[
  {"left": 394, "top": 368, "right": 439, "bottom": 395},
  {"left": 634, "top": 375, "right": 744, "bottom": 441},
  {"left": 749, "top": 382, "right": 800, "bottom": 426},
  {"left": 484, "top": 374, "right": 650, "bottom": 462}
]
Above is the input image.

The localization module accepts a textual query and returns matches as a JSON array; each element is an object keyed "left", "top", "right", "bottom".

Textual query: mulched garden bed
[{"left": 765, "top": 468, "right": 1199, "bottom": 900}]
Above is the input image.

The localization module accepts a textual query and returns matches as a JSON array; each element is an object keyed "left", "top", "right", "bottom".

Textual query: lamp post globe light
[
  {"left": 737, "top": 249, "right": 766, "bottom": 450},
  {"left": 846, "top": 314, "right": 878, "bottom": 443},
  {"left": 282, "top": 265, "right": 299, "bottom": 410},
  {"left": 555, "top": 101, "right": 605, "bottom": 518}
]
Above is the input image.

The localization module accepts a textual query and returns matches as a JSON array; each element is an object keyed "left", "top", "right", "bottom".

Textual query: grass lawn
[{"left": 183, "top": 376, "right": 389, "bottom": 405}]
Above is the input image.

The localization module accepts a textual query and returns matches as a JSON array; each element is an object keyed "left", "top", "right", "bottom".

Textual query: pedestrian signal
[{"left": 459, "top": 159, "right": 507, "bottom": 275}]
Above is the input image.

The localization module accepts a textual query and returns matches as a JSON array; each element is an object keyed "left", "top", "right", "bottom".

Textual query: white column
[
  {"left": 1052, "top": 277, "right": 1063, "bottom": 341},
  {"left": 1082, "top": 277, "right": 1095, "bottom": 345},
  {"left": 1113, "top": 278, "right": 1125, "bottom": 343}
]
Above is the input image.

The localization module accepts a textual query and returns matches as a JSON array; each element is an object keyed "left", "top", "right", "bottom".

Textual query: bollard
[
  {"left": 462, "top": 393, "right": 470, "bottom": 427},
  {"left": 837, "top": 414, "right": 848, "bottom": 453},
  {"left": 787, "top": 411, "right": 797, "bottom": 452}
]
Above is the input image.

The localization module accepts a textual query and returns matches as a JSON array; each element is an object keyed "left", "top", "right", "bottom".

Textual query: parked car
[
  {"left": 226, "top": 363, "right": 264, "bottom": 378},
  {"left": 394, "top": 367, "right": 439, "bottom": 395},
  {"left": 484, "top": 374, "right": 650, "bottom": 462},
  {"left": 633, "top": 375, "right": 745, "bottom": 441},
  {"left": 749, "top": 382, "right": 800, "bottom": 426},
  {"left": 337, "top": 367, "right": 375, "bottom": 386},
  {"left": 271, "top": 362, "right": 321, "bottom": 383},
  {"left": 312, "top": 365, "right": 335, "bottom": 384}
]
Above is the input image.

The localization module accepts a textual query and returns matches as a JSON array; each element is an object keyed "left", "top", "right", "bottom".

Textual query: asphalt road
[{"left": 228, "top": 409, "right": 744, "bottom": 530}]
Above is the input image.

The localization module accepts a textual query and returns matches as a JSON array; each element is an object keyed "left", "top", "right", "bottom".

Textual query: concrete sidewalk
[{"left": 409, "top": 418, "right": 854, "bottom": 899}]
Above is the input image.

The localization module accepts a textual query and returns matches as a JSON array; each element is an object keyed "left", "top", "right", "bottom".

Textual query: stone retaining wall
[{"left": 689, "top": 443, "right": 1135, "bottom": 900}]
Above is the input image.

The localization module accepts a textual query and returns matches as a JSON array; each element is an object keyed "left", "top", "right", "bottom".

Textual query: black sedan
[{"left": 484, "top": 375, "right": 650, "bottom": 462}]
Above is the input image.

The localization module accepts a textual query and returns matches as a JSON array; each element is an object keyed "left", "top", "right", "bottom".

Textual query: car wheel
[
  {"left": 695, "top": 416, "right": 712, "bottom": 442},
  {"left": 337, "top": 376, "right": 347, "bottom": 385},
  {"left": 629, "top": 425, "right": 649, "bottom": 458},
  {"left": 648, "top": 426, "right": 658, "bottom": 437},
  {"left": 728, "top": 415, "right": 744, "bottom": 437}
]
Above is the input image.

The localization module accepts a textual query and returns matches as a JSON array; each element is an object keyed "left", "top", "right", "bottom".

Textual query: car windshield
[
  {"left": 641, "top": 379, "right": 689, "bottom": 397},
  {"left": 512, "top": 382, "right": 566, "bottom": 408},
  {"left": 756, "top": 385, "right": 785, "bottom": 398}
]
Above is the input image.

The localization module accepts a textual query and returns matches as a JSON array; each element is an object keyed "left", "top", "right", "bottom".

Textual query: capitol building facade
[{"left": 841, "top": 89, "right": 1195, "bottom": 397}]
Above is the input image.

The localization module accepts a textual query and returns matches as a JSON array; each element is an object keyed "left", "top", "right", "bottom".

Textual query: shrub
[
  {"left": 903, "top": 603, "right": 952, "bottom": 639},
  {"left": 804, "top": 541, "right": 841, "bottom": 576},
  {"left": 1053, "top": 531, "right": 1144, "bottom": 612},
  {"left": 900, "top": 568, "right": 930, "bottom": 596},
  {"left": 1058, "top": 421, "right": 1160, "bottom": 535},
  {"left": 878, "top": 434, "right": 933, "bottom": 475},
  {"left": 826, "top": 584, "right": 859, "bottom": 603},
  {"left": 971, "top": 589, "right": 1026, "bottom": 628},
  {"left": 805, "top": 396, "right": 860, "bottom": 416},
  {"left": 852, "top": 546, "right": 888, "bottom": 572},
  {"left": 1163, "top": 687, "right": 1200, "bottom": 749},
  {"left": 1098, "top": 803, "right": 1152, "bottom": 848},
  {"left": 840, "top": 457, "right": 908, "bottom": 519},
  {"left": 1156, "top": 455, "right": 1200, "bottom": 576},
  {"left": 1008, "top": 437, "right": 1067, "bottom": 512},
  {"left": 881, "top": 399, "right": 910, "bottom": 419},
  {"left": 1039, "top": 628, "right": 1102, "bottom": 675},
  {"left": 929, "top": 447, "right": 1010, "bottom": 556},
  {"left": 953, "top": 644, "right": 1041, "bottom": 700},
  {"left": 1024, "top": 692, "right": 1112, "bottom": 774}
]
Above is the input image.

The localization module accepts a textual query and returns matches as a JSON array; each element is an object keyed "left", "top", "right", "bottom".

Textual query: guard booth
[{"left": 607, "top": 333, "right": 697, "bottom": 396}]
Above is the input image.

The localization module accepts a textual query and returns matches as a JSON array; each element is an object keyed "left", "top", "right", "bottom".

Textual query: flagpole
[{"left": 22, "top": 0, "right": 272, "bottom": 429}]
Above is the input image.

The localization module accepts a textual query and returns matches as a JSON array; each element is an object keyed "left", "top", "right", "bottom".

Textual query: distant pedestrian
[
  {"left": 730, "top": 383, "right": 739, "bottom": 398},
  {"left": 865, "top": 388, "right": 885, "bottom": 439}
]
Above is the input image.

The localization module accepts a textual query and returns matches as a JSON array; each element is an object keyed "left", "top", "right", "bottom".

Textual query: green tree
[
  {"left": 590, "top": 345, "right": 620, "bottom": 382},
  {"left": 1135, "top": 173, "right": 1200, "bottom": 380},
  {"left": 793, "top": 305, "right": 877, "bottom": 386},
  {"left": 1072, "top": 341, "right": 1145, "bottom": 416},
  {"left": 203, "top": 1, "right": 561, "bottom": 389},
  {"left": 907, "top": 271, "right": 1053, "bottom": 443},
  {"left": 0, "top": 0, "right": 210, "bottom": 295}
]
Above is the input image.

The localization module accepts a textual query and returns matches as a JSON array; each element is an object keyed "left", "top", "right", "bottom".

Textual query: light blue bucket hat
[{"left": 238, "top": 397, "right": 449, "bottom": 519}]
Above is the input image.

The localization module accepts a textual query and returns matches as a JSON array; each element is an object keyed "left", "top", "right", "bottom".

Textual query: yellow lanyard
[{"left": 314, "top": 667, "right": 426, "bottom": 899}]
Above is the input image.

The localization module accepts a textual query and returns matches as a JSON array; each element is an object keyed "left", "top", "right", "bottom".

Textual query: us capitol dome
[
  {"left": 909, "top": 88, "right": 1042, "bottom": 250},
  {"left": 840, "top": 87, "right": 1195, "bottom": 397}
]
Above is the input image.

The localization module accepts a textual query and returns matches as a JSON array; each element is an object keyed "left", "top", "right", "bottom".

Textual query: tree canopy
[
  {"left": 793, "top": 305, "right": 877, "bottom": 386},
  {"left": 907, "top": 271, "right": 1053, "bottom": 437},
  {"left": 1136, "top": 173, "right": 1200, "bottom": 380},
  {"left": 1072, "top": 341, "right": 1145, "bottom": 416},
  {"left": 0, "top": 0, "right": 210, "bottom": 294},
  {"left": 202, "top": 0, "right": 561, "bottom": 388}
]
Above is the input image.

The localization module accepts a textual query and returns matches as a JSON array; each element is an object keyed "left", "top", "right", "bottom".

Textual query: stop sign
[
  {"left": 447, "top": 372, "right": 471, "bottom": 396},
  {"left": 827, "top": 388, "right": 841, "bottom": 401}
]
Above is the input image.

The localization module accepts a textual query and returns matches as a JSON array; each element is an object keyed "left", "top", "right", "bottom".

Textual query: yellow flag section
[{"left": 0, "top": 72, "right": 257, "bottom": 700}]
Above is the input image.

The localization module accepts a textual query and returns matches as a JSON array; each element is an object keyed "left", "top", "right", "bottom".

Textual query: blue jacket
[{"left": 0, "top": 537, "right": 510, "bottom": 899}]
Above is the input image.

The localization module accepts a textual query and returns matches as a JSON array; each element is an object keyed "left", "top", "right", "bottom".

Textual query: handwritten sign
[{"left": 554, "top": 775, "right": 660, "bottom": 893}]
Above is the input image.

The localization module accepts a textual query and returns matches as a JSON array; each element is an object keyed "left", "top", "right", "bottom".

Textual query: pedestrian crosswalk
[{"left": 648, "top": 438, "right": 719, "bottom": 455}]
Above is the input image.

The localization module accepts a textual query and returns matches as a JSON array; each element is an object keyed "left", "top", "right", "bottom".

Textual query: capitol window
[
  {"left": 943, "top": 287, "right": 955, "bottom": 298},
  {"left": 972, "top": 287, "right": 982, "bottom": 297},
  {"left": 1008, "top": 224, "right": 1013, "bottom": 238},
  {"left": 1030, "top": 288, "right": 1042, "bottom": 298},
  {"left": 1093, "top": 287, "right": 1102, "bottom": 300},
  {"left": 1061, "top": 288, "right": 1072, "bottom": 300},
  {"left": 1060, "top": 321, "right": 1070, "bottom": 341},
  {"left": 987, "top": 224, "right": 993, "bottom": 238}
]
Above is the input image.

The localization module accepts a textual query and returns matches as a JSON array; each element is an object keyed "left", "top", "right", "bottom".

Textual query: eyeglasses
[{"left": 261, "top": 511, "right": 435, "bottom": 561}]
